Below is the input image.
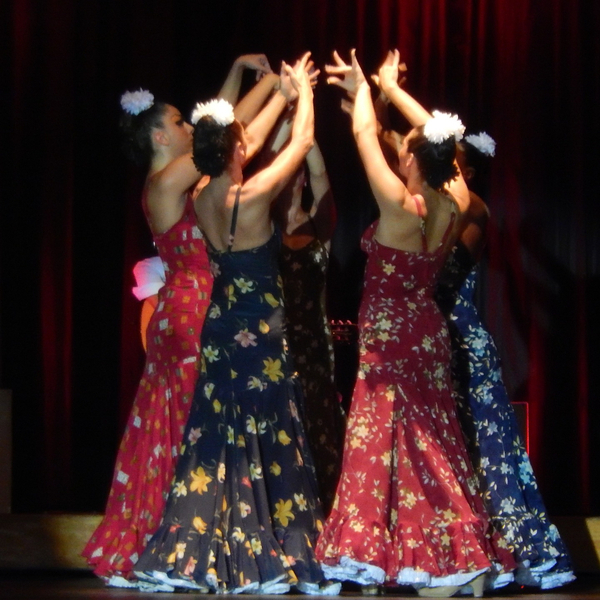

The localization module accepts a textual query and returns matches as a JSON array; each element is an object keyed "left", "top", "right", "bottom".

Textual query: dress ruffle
[{"left": 135, "top": 232, "right": 333, "bottom": 594}]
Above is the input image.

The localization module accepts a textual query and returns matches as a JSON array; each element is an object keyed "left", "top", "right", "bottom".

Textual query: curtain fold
[{"left": 1, "top": 0, "right": 598, "bottom": 514}]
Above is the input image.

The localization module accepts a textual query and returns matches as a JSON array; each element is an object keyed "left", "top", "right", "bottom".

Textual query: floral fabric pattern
[
  {"left": 279, "top": 239, "right": 345, "bottom": 514},
  {"left": 315, "top": 220, "right": 516, "bottom": 588},
  {"left": 436, "top": 245, "right": 575, "bottom": 589},
  {"left": 135, "top": 232, "right": 335, "bottom": 594},
  {"left": 83, "top": 195, "right": 212, "bottom": 584}
]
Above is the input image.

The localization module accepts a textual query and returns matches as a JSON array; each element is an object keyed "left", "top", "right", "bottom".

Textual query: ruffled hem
[
  {"left": 488, "top": 514, "right": 572, "bottom": 565},
  {"left": 134, "top": 570, "right": 342, "bottom": 595},
  {"left": 135, "top": 519, "right": 326, "bottom": 593},
  {"left": 106, "top": 574, "right": 140, "bottom": 588},
  {"left": 321, "top": 556, "right": 386, "bottom": 585},
  {"left": 317, "top": 511, "right": 515, "bottom": 586},
  {"left": 513, "top": 559, "right": 576, "bottom": 589},
  {"left": 321, "top": 556, "right": 490, "bottom": 588},
  {"left": 82, "top": 523, "right": 144, "bottom": 581}
]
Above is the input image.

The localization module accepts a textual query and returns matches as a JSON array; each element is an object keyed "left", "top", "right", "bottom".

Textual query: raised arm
[
  {"left": 305, "top": 141, "right": 336, "bottom": 242},
  {"left": 326, "top": 50, "right": 409, "bottom": 210},
  {"left": 375, "top": 50, "right": 430, "bottom": 127},
  {"left": 217, "top": 54, "right": 273, "bottom": 106},
  {"left": 243, "top": 53, "right": 314, "bottom": 204},
  {"left": 242, "top": 87, "right": 289, "bottom": 162},
  {"left": 375, "top": 50, "right": 469, "bottom": 212},
  {"left": 234, "top": 72, "right": 280, "bottom": 127},
  {"left": 146, "top": 151, "right": 201, "bottom": 234},
  {"left": 305, "top": 141, "right": 330, "bottom": 212}
]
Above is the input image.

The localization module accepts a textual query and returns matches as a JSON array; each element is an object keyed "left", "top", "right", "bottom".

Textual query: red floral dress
[
  {"left": 316, "top": 211, "right": 515, "bottom": 589},
  {"left": 82, "top": 194, "right": 212, "bottom": 586}
]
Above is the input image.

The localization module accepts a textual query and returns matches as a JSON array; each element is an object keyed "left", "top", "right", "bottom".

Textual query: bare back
[
  {"left": 195, "top": 183, "right": 274, "bottom": 253},
  {"left": 374, "top": 189, "right": 463, "bottom": 255}
]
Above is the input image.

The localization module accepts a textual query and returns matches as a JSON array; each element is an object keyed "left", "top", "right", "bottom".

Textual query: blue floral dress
[
  {"left": 436, "top": 244, "right": 575, "bottom": 589},
  {"left": 135, "top": 190, "right": 339, "bottom": 595}
]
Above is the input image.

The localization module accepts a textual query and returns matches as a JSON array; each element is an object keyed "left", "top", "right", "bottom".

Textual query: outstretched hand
[
  {"left": 280, "top": 52, "right": 316, "bottom": 102},
  {"left": 371, "top": 49, "right": 407, "bottom": 95},
  {"left": 235, "top": 54, "right": 273, "bottom": 80},
  {"left": 325, "top": 49, "right": 367, "bottom": 96}
]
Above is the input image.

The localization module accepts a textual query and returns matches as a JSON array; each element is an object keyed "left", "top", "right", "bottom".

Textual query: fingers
[
  {"left": 332, "top": 50, "right": 346, "bottom": 66},
  {"left": 326, "top": 75, "right": 345, "bottom": 87},
  {"left": 241, "top": 53, "right": 273, "bottom": 73},
  {"left": 255, "top": 55, "right": 272, "bottom": 73},
  {"left": 297, "top": 51, "right": 312, "bottom": 72},
  {"left": 281, "top": 61, "right": 294, "bottom": 79}
]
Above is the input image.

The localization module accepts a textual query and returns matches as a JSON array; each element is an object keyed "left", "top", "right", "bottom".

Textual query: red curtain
[{"left": 1, "top": 0, "right": 598, "bottom": 514}]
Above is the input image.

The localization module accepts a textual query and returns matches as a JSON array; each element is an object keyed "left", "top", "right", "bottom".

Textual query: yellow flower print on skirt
[{"left": 135, "top": 231, "right": 330, "bottom": 594}]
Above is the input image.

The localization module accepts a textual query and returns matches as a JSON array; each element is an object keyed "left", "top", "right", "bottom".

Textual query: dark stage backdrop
[{"left": 1, "top": 0, "right": 599, "bottom": 515}]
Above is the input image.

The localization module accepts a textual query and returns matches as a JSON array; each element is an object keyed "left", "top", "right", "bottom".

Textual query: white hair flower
[
  {"left": 120, "top": 89, "right": 154, "bottom": 115},
  {"left": 464, "top": 132, "right": 496, "bottom": 157},
  {"left": 191, "top": 99, "right": 235, "bottom": 126},
  {"left": 424, "top": 110, "right": 465, "bottom": 144}
]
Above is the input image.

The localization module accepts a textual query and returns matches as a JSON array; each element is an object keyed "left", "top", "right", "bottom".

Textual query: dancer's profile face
[
  {"left": 397, "top": 128, "right": 416, "bottom": 176},
  {"left": 161, "top": 105, "right": 193, "bottom": 156},
  {"left": 455, "top": 143, "right": 474, "bottom": 181}
]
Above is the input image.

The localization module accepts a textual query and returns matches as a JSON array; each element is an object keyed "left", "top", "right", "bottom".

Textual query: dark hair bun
[
  {"left": 408, "top": 126, "right": 459, "bottom": 191},
  {"left": 192, "top": 118, "right": 238, "bottom": 177}
]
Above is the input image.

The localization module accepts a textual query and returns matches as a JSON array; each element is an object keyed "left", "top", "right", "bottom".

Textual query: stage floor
[{"left": 0, "top": 572, "right": 599, "bottom": 599}]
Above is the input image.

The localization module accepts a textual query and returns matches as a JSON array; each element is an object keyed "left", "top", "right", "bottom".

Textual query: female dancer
[
  {"left": 315, "top": 50, "right": 515, "bottom": 597},
  {"left": 134, "top": 54, "right": 339, "bottom": 595},
  {"left": 83, "top": 55, "right": 283, "bottom": 587},
  {"left": 436, "top": 133, "right": 575, "bottom": 589},
  {"left": 269, "top": 127, "right": 345, "bottom": 515}
]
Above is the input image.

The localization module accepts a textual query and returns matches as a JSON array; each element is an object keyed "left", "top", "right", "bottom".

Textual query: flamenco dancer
[
  {"left": 83, "top": 54, "right": 285, "bottom": 586},
  {"left": 315, "top": 49, "right": 516, "bottom": 597},
  {"left": 435, "top": 132, "right": 575, "bottom": 589},
  {"left": 134, "top": 54, "right": 339, "bottom": 595},
  {"left": 260, "top": 116, "right": 345, "bottom": 515}
]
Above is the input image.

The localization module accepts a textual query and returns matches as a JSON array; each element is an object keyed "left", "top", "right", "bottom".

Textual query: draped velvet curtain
[{"left": 1, "top": 0, "right": 598, "bottom": 514}]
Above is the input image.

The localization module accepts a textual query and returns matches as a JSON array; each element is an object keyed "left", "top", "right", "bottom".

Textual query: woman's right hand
[
  {"left": 373, "top": 49, "right": 407, "bottom": 96},
  {"left": 325, "top": 49, "right": 367, "bottom": 96},
  {"left": 280, "top": 52, "right": 315, "bottom": 102},
  {"left": 234, "top": 54, "right": 273, "bottom": 79}
]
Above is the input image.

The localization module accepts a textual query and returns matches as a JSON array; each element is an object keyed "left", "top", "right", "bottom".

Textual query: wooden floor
[{"left": 0, "top": 572, "right": 599, "bottom": 600}]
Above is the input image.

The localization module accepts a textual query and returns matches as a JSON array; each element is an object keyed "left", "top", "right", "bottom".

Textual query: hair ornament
[
  {"left": 120, "top": 89, "right": 155, "bottom": 115},
  {"left": 424, "top": 110, "right": 465, "bottom": 144},
  {"left": 191, "top": 99, "right": 235, "bottom": 126},
  {"left": 464, "top": 132, "right": 496, "bottom": 157}
]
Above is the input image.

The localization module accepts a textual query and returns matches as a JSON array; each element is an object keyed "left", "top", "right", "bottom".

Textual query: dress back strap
[
  {"left": 227, "top": 186, "right": 242, "bottom": 252},
  {"left": 413, "top": 196, "right": 428, "bottom": 252}
]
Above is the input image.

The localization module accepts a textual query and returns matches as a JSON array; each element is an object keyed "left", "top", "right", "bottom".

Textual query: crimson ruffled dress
[
  {"left": 82, "top": 194, "right": 212, "bottom": 586},
  {"left": 316, "top": 207, "right": 516, "bottom": 590}
]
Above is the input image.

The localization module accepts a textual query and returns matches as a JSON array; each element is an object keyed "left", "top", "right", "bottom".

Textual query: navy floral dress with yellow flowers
[{"left": 135, "top": 221, "right": 338, "bottom": 595}]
